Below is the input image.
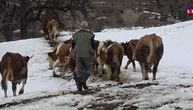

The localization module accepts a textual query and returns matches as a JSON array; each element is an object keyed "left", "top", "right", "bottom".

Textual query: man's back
[{"left": 73, "top": 29, "right": 95, "bottom": 57}]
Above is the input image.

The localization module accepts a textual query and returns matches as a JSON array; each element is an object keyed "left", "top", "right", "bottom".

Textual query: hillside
[{"left": 0, "top": 21, "right": 193, "bottom": 109}]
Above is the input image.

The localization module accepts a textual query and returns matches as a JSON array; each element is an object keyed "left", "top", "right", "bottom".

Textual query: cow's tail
[
  {"left": 147, "top": 40, "right": 154, "bottom": 63},
  {"left": 113, "top": 52, "right": 120, "bottom": 68}
]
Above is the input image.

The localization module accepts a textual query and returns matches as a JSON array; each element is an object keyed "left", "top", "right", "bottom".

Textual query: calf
[
  {"left": 133, "top": 34, "right": 164, "bottom": 80},
  {"left": 48, "top": 42, "right": 72, "bottom": 76},
  {"left": 41, "top": 16, "right": 59, "bottom": 44},
  {"left": 0, "top": 52, "right": 32, "bottom": 97},
  {"left": 103, "top": 42, "right": 124, "bottom": 81},
  {"left": 96, "top": 40, "right": 114, "bottom": 78},
  {"left": 121, "top": 39, "right": 139, "bottom": 71},
  {"left": 97, "top": 40, "right": 124, "bottom": 81}
]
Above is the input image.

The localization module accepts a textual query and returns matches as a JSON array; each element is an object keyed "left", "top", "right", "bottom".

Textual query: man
[{"left": 72, "top": 21, "right": 96, "bottom": 91}]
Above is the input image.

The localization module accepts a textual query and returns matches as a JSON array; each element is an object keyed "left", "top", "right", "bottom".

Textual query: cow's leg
[
  {"left": 12, "top": 82, "right": 17, "bottom": 96},
  {"left": 132, "top": 60, "right": 136, "bottom": 72},
  {"left": 1, "top": 70, "right": 8, "bottom": 97},
  {"left": 53, "top": 35, "right": 57, "bottom": 44},
  {"left": 48, "top": 57, "right": 54, "bottom": 70},
  {"left": 1, "top": 79, "right": 7, "bottom": 97},
  {"left": 124, "top": 60, "right": 131, "bottom": 69},
  {"left": 48, "top": 31, "right": 53, "bottom": 44},
  {"left": 144, "top": 63, "right": 149, "bottom": 80},
  {"left": 52, "top": 27, "right": 58, "bottom": 44},
  {"left": 19, "top": 79, "right": 26, "bottom": 95},
  {"left": 111, "top": 66, "right": 116, "bottom": 81},
  {"left": 116, "top": 67, "right": 121, "bottom": 82},
  {"left": 52, "top": 59, "right": 60, "bottom": 77},
  {"left": 61, "top": 64, "right": 65, "bottom": 77},
  {"left": 103, "top": 64, "right": 112, "bottom": 80},
  {"left": 97, "top": 57, "right": 104, "bottom": 77},
  {"left": 139, "top": 62, "right": 146, "bottom": 80},
  {"left": 148, "top": 64, "right": 153, "bottom": 73},
  {"left": 153, "top": 62, "right": 160, "bottom": 80}
]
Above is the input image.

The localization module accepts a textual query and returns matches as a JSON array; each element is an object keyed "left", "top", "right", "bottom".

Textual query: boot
[
  {"left": 76, "top": 77, "right": 83, "bottom": 91},
  {"left": 82, "top": 82, "right": 88, "bottom": 90}
]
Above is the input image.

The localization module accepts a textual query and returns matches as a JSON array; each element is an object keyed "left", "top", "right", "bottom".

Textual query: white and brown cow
[
  {"left": 48, "top": 40, "right": 72, "bottom": 76},
  {"left": 97, "top": 40, "right": 124, "bottom": 81},
  {"left": 96, "top": 40, "right": 114, "bottom": 78},
  {"left": 41, "top": 16, "right": 59, "bottom": 44},
  {"left": 0, "top": 52, "right": 32, "bottom": 97},
  {"left": 121, "top": 39, "right": 139, "bottom": 71},
  {"left": 133, "top": 34, "right": 164, "bottom": 80}
]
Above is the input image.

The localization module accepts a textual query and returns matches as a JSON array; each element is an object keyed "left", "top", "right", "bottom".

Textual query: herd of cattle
[
  {"left": 0, "top": 16, "right": 164, "bottom": 98},
  {"left": 47, "top": 33, "right": 164, "bottom": 82}
]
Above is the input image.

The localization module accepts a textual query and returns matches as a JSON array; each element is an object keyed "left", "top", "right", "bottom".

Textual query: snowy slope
[{"left": 1, "top": 20, "right": 193, "bottom": 110}]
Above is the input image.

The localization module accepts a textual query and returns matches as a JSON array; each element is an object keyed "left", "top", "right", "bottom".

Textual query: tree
[{"left": 0, "top": 0, "right": 90, "bottom": 41}]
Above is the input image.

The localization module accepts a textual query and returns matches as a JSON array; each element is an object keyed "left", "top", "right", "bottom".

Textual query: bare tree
[{"left": 0, "top": 0, "right": 90, "bottom": 41}]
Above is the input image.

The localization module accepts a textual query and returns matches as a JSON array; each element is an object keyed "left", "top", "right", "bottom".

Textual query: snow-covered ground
[{"left": 1, "top": 20, "right": 193, "bottom": 110}]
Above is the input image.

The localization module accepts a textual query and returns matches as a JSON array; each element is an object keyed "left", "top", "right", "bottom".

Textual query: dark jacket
[{"left": 72, "top": 29, "right": 96, "bottom": 57}]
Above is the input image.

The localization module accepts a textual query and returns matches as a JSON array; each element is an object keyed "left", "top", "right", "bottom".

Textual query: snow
[{"left": 1, "top": 20, "right": 193, "bottom": 109}]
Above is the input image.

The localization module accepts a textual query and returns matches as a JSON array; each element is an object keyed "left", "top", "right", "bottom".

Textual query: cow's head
[
  {"left": 47, "top": 49, "right": 57, "bottom": 69},
  {"left": 120, "top": 42, "right": 129, "bottom": 55},
  {"left": 129, "top": 39, "right": 139, "bottom": 52},
  {"left": 129, "top": 40, "right": 139, "bottom": 60}
]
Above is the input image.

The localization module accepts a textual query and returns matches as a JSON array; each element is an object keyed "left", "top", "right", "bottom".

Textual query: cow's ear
[{"left": 48, "top": 52, "right": 52, "bottom": 57}]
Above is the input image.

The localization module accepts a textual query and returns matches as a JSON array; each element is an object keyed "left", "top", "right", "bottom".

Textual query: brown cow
[
  {"left": 0, "top": 52, "right": 32, "bottom": 97},
  {"left": 41, "top": 16, "right": 59, "bottom": 44},
  {"left": 133, "top": 34, "right": 164, "bottom": 80},
  {"left": 48, "top": 42, "right": 72, "bottom": 77},
  {"left": 103, "top": 42, "right": 124, "bottom": 81},
  {"left": 121, "top": 39, "right": 139, "bottom": 71},
  {"left": 97, "top": 40, "right": 124, "bottom": 81},
  {"left": 96, "top": 40, "right": 114, "bottom": 78}
]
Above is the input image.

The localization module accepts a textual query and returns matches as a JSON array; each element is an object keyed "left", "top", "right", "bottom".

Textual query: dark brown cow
[
  {"left": 0, "top": 52, "right": 32, "bottom": 97},
  {"left": 41, "top": 16, "right": 59, "bottom": 44},
  {"left": 133, "top": 34, "right": 164, "bottom": 80},
  {"left": 121, "top": 39, "right": 139, "bottom": 71}
]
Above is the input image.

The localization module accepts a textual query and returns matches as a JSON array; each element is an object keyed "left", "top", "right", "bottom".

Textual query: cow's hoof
[{"left": 19, "top": 89, "right": 24, "bottom": 95}]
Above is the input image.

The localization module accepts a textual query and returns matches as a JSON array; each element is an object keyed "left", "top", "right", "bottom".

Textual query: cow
[
  {"left": 103, "top": 42, "right": 124, "bottom": 81},
  {"left": 121, "top": 39, "right": 139, "bottom": 71},
  {"left": 96, "top": 40, "right": 124, "bottom": 81},
  {"left": 0, "top": 52, "right": 32, "bottom": 97},
  {"left": 96, "top": 40, "right": 114, "bottom": 78},
  {"left": 133, "top": 34, "right": 164, "bottom": 80},
  {"left": 48, "top": 41, "right": 72, "bottom": 77},
  {"left": 41, "top": 16, "right": 59, "bottom": 44}
]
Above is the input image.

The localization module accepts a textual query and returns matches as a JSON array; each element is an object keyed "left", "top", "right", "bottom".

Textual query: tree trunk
[
  {"left": 3, "top": 24, "right": 13, "bottom": 41},
  {"left": 20, "top": 19, "right": 27, "bottom": 39}
]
